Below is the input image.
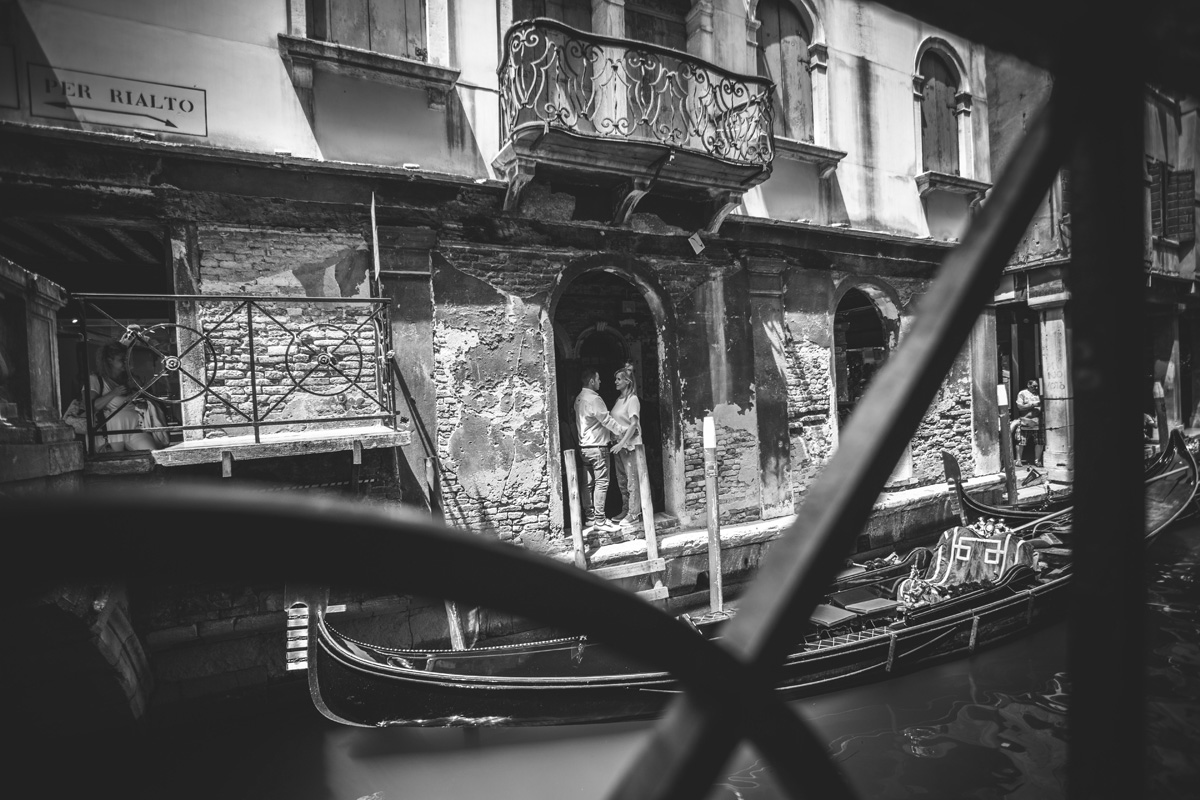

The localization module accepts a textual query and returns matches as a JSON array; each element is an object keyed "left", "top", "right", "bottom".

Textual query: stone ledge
[{"left": 152, "top": 425, "right": 410, "bottom": 467}]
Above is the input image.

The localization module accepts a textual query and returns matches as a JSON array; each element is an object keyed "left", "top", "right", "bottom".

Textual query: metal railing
[
  {"left": 74, "top": 294, "right": 395, "bottom": 452},
  {"left": 498, "top": 18, "right": 775, "bottom": 166}
]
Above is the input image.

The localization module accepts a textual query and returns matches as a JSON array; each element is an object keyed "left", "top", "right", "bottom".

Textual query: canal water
[{"left": 71, "top": 524, "right": 1200, "bottom": 799}]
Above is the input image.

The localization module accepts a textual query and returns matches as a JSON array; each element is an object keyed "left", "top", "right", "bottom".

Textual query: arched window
[
  {"left": 757, "top": 0, "right": 814, "bottom": 142},
  {"left": 513, "top": 0, "right": 592, "bottom": 31},
  {"left": 919, "top": 50, "right": 960, "bottom": 175},
  {"left": 625, "top": 0, "right": 689, "bottom": 50}
]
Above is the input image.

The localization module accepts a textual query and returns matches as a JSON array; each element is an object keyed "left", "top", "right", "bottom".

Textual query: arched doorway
[
  {"left": 834, "top": 287, "right": 889, "bottom": 428},
  {"left": 553, "top": 270, "right": 665, "bottom": 525}
]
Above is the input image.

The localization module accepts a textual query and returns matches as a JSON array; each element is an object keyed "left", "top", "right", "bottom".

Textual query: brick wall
[
  {"left": 682, "top": 410, "right": 761, "bottom": 526},
  {"left": 194, "top": 227, "right": 387, "bottom": 436},
  {"left": 783, "top": 331, "right": 835, "bottom": 497}
]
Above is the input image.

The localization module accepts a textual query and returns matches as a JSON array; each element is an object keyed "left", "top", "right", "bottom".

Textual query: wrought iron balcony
[{"left": 495, "top": 18, "right": 776, "bottom": 231}]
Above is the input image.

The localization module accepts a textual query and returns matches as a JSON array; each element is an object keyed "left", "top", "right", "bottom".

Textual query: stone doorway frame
[
  {"left": 830, "top": 277, "right": 913, "bottom": 485},
  {"left": 542, "top": 257, "right": 684, "bottom": 537}
]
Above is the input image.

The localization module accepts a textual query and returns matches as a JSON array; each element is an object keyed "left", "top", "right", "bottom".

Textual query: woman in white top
[
  {"left": 611, "top": 362, "right": 644, "bottom": 526},
  {"left": 89, "top": 342, "right": 163, "bottom": 452}
]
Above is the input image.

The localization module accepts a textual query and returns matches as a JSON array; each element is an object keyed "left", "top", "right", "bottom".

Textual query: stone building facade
[
  {"left": 986, "top": 50, "right": 1200, "bottom": 480},
  {"left": 1, "top": 0, "right": 1010, "bottom": 717}
]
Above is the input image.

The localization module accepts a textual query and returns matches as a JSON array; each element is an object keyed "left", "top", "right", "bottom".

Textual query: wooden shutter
[
  {"left": 1166, "top": 168, "right": 1195, "bottom": 242},
  {"left": 1149, "top": 158, "right": 1165, "bottom": 236},
  {"left": 757, "top": 0, "right": 814, "bottom": 142},
  {"left": 919, "top": 51, "right": 960, "bottom": 175},
  {"left": 326, "top": 0, "right": 427, "bottom": 60},
  {"left": 625, "top": 0, "right": 688, "bottom": 51}
]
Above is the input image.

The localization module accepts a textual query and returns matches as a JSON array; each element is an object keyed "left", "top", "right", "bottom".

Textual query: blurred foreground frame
[{"left": 9, "top": 2, "right": 1200, "bottom": 800}]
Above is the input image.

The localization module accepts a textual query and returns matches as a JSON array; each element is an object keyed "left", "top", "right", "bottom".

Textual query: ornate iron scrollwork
[{"left": 498, "top": 19, "right": 774, "bottom": 166}]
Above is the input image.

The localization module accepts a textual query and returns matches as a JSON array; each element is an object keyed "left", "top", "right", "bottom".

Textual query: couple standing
[{"left": 574, "top": 362, "right": 643, "bottom": 535}]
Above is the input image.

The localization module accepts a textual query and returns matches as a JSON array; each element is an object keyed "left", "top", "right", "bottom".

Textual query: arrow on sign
[{"left": 45, "top": 100, "right": 178, "bottom": 128}]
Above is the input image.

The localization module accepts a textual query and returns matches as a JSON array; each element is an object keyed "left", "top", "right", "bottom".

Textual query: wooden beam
[
  {"left": 60, "top": 224, "right": 123, "bottom": 262},
  {"left": 4, "top": 219, "right": 86, "bottom": 261},
  {"left": 106, "top": 227, "right": 160, "bottom": 264}
]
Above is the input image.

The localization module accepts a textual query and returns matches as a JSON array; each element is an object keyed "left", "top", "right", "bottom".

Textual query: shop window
[
  {"left": 625, "top": 0, "right": 688, "bottom": 51},
  {"left": 513, "top": 0, "right": 592, "bottom": 31},
  {"left": 1149, "top": 158, "right": 1195, "bottom": 243},
  {"left": 308, "top": 0, "right": 428, "bottom": 61},
  {"left": 757, "top": 0, "right": 815, "bottom": 143},
  {"left": 919, "top": 50, "right": 960, "bottom": 175}
]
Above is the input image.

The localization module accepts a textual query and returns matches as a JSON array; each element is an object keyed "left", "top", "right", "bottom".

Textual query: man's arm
[{"left": 587, "top": 395, "right": 627, "bottom": 438}]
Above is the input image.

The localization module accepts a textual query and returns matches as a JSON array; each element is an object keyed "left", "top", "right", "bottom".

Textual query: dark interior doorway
[
  {"left": 997, "top": 305, "right": 1042, "bottom": 403},
  {"left": 834, "top": 288, "right": 888, "bottom": 428},
  {"left": 554, "top": 271, "right": 663, "bottom": 525}
]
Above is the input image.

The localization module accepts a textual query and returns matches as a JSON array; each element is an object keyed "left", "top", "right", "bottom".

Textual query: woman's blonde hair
[{"left": 614, "top": 362, "right": 637, "bottom": 394}]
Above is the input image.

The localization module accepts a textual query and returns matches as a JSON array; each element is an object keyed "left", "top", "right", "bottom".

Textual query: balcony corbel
[
  {"left": 613, "top": 150, "right": 676, "bottom": 226},
  {"left": 705, "top": 189, "right": 744, "bottom": 236}
]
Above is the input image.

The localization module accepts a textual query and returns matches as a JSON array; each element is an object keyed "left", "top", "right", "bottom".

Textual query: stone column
[
  {"left": 426, "top": 0, "right": 452, "bottom": 67},
  {"left": 743, "top": 15, "right": 761, "bottom": 79},
  {"left": 168, "top": 224, "right": 206, "bottom": 442},
  {"left": 686, "top": 1, "right": 715, "bottom": 64},
  {"left": 808, "top": 43, "right": 831, "bottom": 148},
  {"left": 954, "top": 91, "right": 975, "bottom": 180},
  {"left": 1029, "top": 295, "right": 1074, "bottom": 482},
  {"left": 970, "top": 306, "right": 1000, "bottom": 475},
  {"left": 591, "top": 0, "right": 624, "bottom": 37},
  {"left": 747, "top": 260, "right": 793, "bottom": 518}
]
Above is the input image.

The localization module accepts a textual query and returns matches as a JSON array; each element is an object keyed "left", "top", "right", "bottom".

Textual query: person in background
[
  {"left": 1013, "top": 379, "right": 1042, "bottom": 466},
  {"left": 574, "top": 368, "right": 624, "bottom": 534},
  {"left": 611, "top": 362, "right": 644, "bottom": 531},
  {"left": 89, "top": 342, "right": 163, "bottom": 452}
]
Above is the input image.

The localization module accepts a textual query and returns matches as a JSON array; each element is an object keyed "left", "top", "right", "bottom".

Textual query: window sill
[
  {"left": 915, "top": 170, "right": 991, "bottom": 201},
  {"left": 278, "top": 34, "right": 460, "bottom": 109},
  {"left": 773, "top": 137, "right": 846, "bottom": 178}
]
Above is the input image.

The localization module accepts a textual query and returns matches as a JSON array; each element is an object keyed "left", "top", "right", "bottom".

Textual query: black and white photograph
[{"left": 2, "top": 1, "right": 1198, "bottom": 798}]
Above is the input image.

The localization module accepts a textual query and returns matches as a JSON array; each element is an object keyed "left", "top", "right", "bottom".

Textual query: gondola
[
  {"left": 306, "top": 430, "right": 1197, "bottom": 728},
  {"left": 939, "top": 442, "right": 1174, "bottom": 530}
]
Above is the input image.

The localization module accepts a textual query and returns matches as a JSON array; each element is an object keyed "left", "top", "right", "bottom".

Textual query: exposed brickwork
[
  {"left": 682, "top": 415, "right": 762, "bottom": 526},
  {"left": 784, "top": 327, "right": 835, "bottom": 496},
  {"left": 910, "top": 374, "right": 974, "bottom": 484},
  {"left": 194, "top": 227, "right": 386, "bottom": 436}
]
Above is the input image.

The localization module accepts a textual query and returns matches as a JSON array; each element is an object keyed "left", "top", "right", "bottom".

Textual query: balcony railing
[
  {"left": 498, "top": 18, "right": 775, "bottom": 167},
  {"left": 73, "top": 294, "right": 395, "bottom": 453}
]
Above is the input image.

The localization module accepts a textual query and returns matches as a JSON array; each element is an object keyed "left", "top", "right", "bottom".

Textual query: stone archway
[
  {"left": 544, "top": 261, "right": 682, "bottom": 534},
  {"left": 832, "top": 280, "right": 911, "bottom": 484}
]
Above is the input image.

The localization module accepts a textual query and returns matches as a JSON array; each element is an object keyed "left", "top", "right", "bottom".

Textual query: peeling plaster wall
[
  {"left": 782, "top": 269, "right": 836, "bottom": 497},
  {"left": 431, "top": 261, "right": 552, "bottom": 548}
]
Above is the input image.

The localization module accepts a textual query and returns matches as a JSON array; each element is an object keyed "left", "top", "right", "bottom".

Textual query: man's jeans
[{"left": 580, "top": 446, "right": 610, "bottom": 523}]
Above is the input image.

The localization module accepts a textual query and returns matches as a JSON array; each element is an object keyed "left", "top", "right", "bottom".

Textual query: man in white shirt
[
  {"left": 1012, "top": 379, "right": 1042, "bottom": 466},
  {"left": 574, "top": 369, "right": 625, "bottom": 533}
]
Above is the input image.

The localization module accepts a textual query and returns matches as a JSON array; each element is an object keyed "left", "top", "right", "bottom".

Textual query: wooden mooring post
[
  {"left": 997, "top": 384, "right": 1018, "bottom": 505},
  {"left": 1154, "top": 381, "right": 1169, "bottom": 453},
  {"left": 702, "top": 414, "right": 723, "bottom": 613},
  {"left": 563, "top": 450, "right": 587, "bottom": 569},
  {"left": 633, "top": 444, "right": 665, "bottom": 603},
  {"left": 427, "top": 455, "right": 467, "bottom": 651}
]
